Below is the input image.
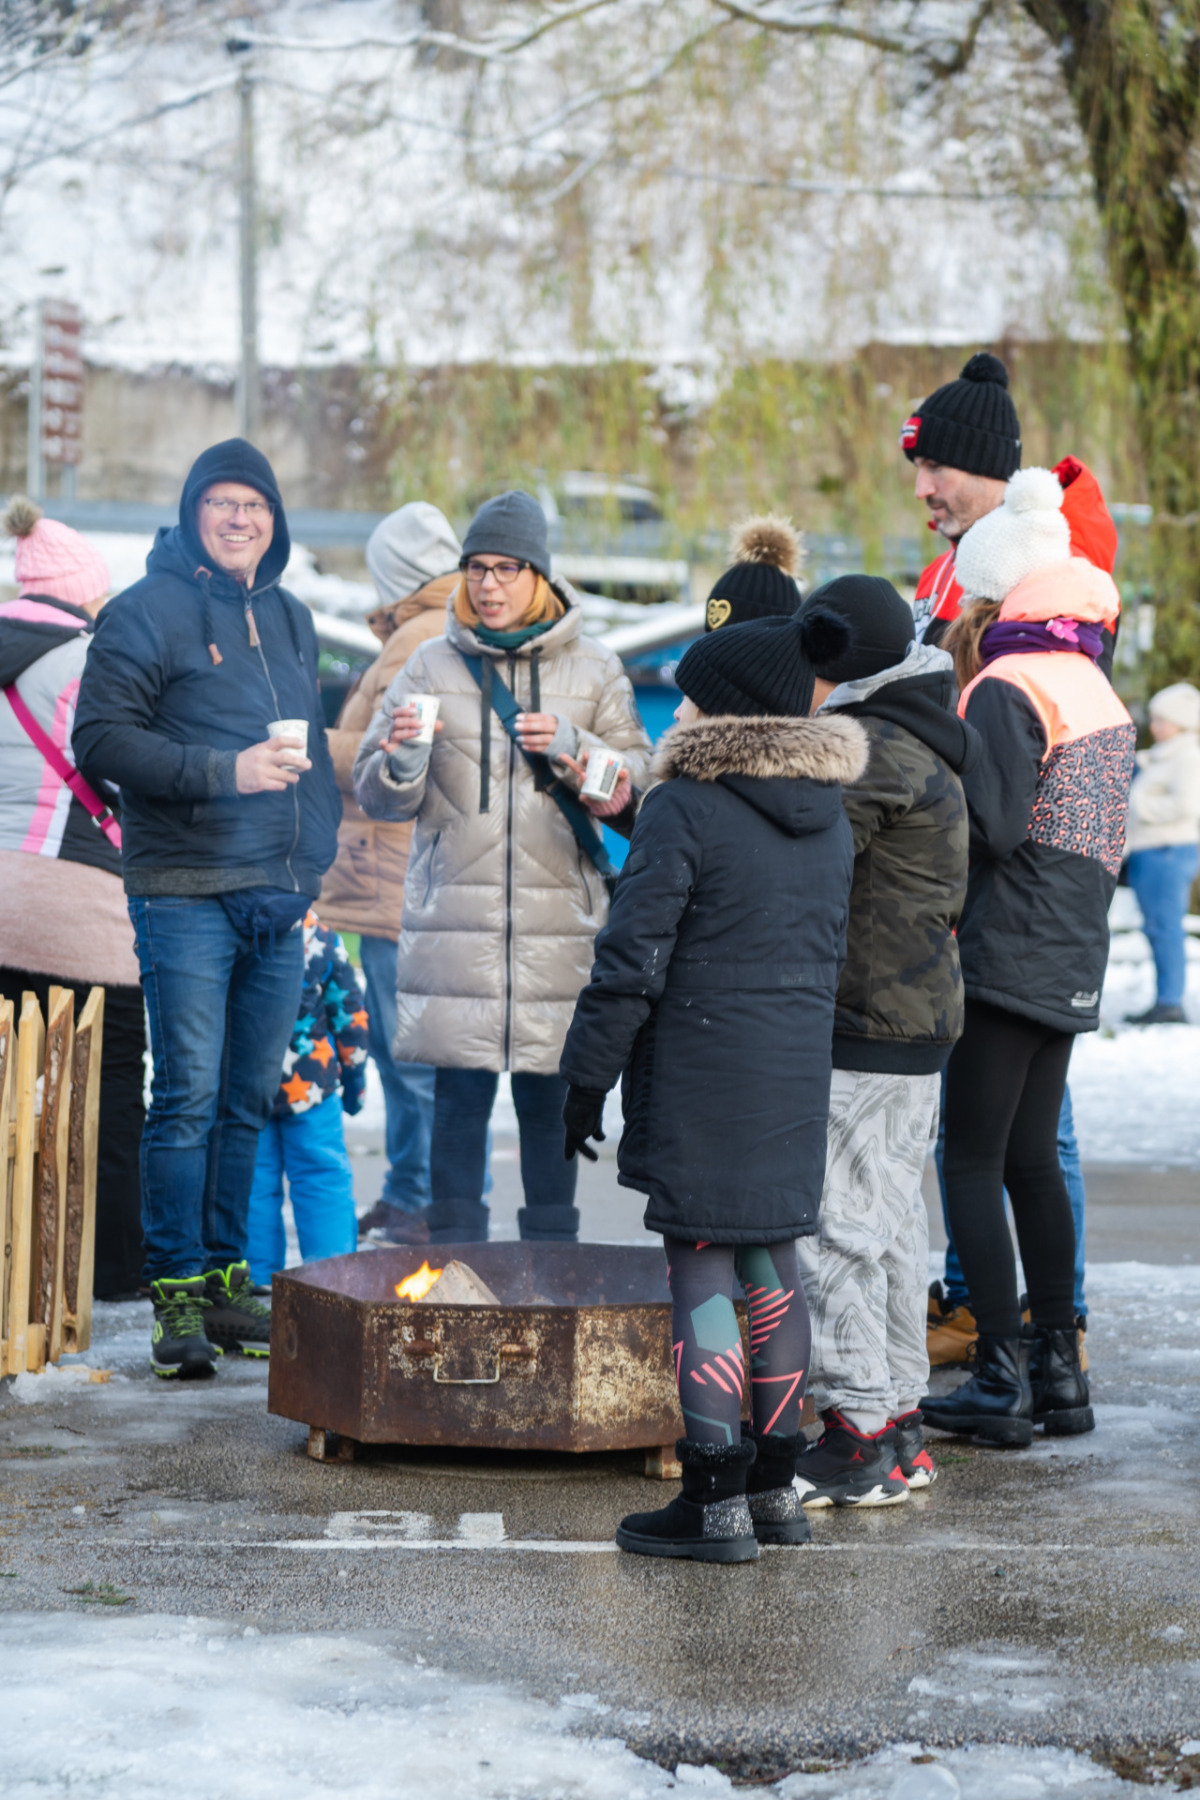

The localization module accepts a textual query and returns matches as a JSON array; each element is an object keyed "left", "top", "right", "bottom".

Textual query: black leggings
[
  {"left": 942, "top": 998, "right": 1076, "bottom": 1337},
  {"left": 665, "top": 1238, "right": 812, "bottom": 1448}
]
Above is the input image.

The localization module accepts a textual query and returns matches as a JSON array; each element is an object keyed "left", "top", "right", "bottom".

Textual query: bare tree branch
[
  {"left": 236, "top": 0, "right": 627, "bottom": 65},
  {"left": 709, "top": 0, "right": 998, "bottom": 79},
  {"left": 2, "top": 72, "right": 241, "bottom": 182}
]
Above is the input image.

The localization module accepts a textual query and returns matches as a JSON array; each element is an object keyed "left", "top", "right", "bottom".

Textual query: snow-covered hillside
[{"left": 0, "top": 1, "right": 1099, "bottom": 376}]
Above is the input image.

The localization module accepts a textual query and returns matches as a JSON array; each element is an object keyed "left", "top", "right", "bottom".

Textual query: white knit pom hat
[
  {"left": 1150, "top": 682, "right": 1200, "bottom": 732},
  {"left": 954, "top": 467, "right": 1071, "bottom": 602}
]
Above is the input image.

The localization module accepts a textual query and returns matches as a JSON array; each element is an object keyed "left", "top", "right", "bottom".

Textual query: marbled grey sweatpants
[{"left": 796, "top": 1068, "right": 941, "bottom": 1424}]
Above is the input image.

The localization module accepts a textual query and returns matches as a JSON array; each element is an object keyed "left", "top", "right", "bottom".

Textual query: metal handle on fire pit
[{"left": 430, "top": 1343, "right": 537, "bottom": 1386}]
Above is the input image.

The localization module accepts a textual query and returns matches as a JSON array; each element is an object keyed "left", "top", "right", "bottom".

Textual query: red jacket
[{"left": 914, "top": 458, "right": 1120, "bottom": 650}]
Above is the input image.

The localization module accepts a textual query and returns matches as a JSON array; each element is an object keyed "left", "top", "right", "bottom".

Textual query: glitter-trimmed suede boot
[
  {"left": 743, "top": 1426, "right": 812, "bottom": 1545},
  {"left": 615, "top": 1437, "right": 759, "bottom": 1563}
]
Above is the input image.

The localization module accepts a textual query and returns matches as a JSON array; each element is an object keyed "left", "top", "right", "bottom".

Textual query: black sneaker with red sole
[
  {"left": 892, "top": 1410, "right": 938, "bottom": 1488},
  {"left": 794, "top": 1411, "right": 909, "bottom": 1508}
]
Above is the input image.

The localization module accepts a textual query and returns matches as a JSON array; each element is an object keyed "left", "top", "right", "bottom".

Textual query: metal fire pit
[{"left": 269, "top": 1242, "right": 718, "bottom": 1476}]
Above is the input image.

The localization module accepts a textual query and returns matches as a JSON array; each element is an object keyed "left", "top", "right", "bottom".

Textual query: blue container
[{"left": 600, "top": 679, "right": 682, "bottom": 869}]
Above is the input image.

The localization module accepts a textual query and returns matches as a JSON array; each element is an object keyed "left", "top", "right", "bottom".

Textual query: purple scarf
[{"left": 979, "top": 616, "right": 1105, "bottom": 668}]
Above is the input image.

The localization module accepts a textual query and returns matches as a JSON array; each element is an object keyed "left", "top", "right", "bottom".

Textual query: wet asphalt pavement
[{"left": 3, "top": 1144, "right": 1200, "bottom": 1780}]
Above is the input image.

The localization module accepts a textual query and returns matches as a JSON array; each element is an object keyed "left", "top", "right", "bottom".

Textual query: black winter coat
[
  {"left": 560, "top": 711, "right": 868, "bottom": 1243},
  {"left": 957, "top": 653, "right": 1135, "bottom": 1034},
  {"left": 73, "top": 442, "right": 340, "bottom": 898}
]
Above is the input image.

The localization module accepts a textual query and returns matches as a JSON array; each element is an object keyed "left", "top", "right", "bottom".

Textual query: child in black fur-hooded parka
[{"left": 559, "top": 608, "right": 868, "bottom": 1563}]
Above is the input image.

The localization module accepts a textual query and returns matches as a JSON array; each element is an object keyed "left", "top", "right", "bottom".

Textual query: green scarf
[{"left": 473, "top": 616, "right": 559, "bottom": 652}]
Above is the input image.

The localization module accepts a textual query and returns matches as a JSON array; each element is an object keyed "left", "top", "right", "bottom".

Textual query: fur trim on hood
[{"left": 653, "top": 712, "right": 869, "bottom": 786}]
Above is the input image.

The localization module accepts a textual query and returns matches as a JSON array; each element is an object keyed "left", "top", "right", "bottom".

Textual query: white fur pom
[{"left": 1005, "top": 467, "right": 1064, "bottom": 515}]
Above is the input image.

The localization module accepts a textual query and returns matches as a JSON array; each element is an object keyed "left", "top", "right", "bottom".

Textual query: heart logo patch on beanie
[
  {"left": 706, "top": 596, "right": 733, "bottom": 629},
  {"left": 899, "top": 415, "right": 921, "bottom": 451}
]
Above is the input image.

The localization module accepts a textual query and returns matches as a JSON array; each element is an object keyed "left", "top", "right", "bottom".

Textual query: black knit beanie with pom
[
  {"left": 676, "top": 606, "right": 852, "bottom": 719},
  {"left": 704, "top": 514, "right": 803, "bottom": 631},
  {"left": 899, "top": 352, "right": 1021, "bottom": 481},
  {"left": 799, "top": 574, "right": 915, "bottom": 683}
]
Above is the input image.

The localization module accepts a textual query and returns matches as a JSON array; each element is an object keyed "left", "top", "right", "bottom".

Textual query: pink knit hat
[{"left": 3, "top": 496, "right": 110, "bottom": 609}]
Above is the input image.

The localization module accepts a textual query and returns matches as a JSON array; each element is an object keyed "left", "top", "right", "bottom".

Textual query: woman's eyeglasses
[{"left": 463, "top": 559, "right": 528, "bottom": 586}]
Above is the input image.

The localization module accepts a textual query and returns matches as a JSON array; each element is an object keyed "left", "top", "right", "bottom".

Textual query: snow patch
[{"left": 0, "top": 1614, "right": 1155, "bottom": 1799}]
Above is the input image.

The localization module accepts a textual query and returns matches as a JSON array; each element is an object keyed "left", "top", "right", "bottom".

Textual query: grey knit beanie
[
  {"left": 460, "top": 490, "right": 550, "bottom": 578},
  {"left": 366, "top": 502, "right": 461, "bottom": 605}
]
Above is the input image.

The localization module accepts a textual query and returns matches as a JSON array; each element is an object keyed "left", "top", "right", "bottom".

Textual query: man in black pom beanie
[
  {"left": 783, "top": 572, "right": 977, "bottom": 1507},
  {"left": 559, "top": 611, "right": 869, "bottom": 1561},
  {"left": 900, "top": 351, "right": 1020, "bottom": 648}
]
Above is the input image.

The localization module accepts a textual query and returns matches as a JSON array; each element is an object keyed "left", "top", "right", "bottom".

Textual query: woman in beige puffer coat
[{"left": 353, "top": 490, "right": 651, "bottom": 1243}]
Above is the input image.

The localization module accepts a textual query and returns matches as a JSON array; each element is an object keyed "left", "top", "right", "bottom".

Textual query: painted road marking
[{"left": 97, "top": 1534, "right": 1095, "bottom": 1557}]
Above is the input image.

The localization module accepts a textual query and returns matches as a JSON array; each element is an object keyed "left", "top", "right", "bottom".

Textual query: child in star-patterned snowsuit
[{"left": 246, "top": 910, "right": 370, "bottom": 1283}]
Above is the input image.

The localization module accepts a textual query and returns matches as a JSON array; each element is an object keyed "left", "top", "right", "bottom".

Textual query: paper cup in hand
[
  {"left": 268, "top": 718, "right": 308, "bottom": 771},
  {"left": 581, "top": 747, "right": 624, "bottom": 801},
  {"left": 410, "top": 696, "right": 441, "bottom": 746}
]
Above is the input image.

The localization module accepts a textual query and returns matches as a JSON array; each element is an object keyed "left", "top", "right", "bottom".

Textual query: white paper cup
[
  {"left": 268, "top": 718, "right": 308, "bottom": 770},
  {"left": 581, "top": 747, "right": 624, "bottom": 801},
  {"left": 410, "top": 695, "right": 441, "bottom": 746}
]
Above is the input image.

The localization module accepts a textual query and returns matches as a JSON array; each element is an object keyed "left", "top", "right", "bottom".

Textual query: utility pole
[
  {"left": 228, "top": 40, "right": 260, "bottom": 441},
  {"left": 25, "top": 322, "right": 44, "bottom": 501}
]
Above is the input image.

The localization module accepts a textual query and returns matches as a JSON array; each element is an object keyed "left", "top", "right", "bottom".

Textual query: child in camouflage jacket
[{"left": 247, "top": 910, "right": 370, "bottom": 1282}]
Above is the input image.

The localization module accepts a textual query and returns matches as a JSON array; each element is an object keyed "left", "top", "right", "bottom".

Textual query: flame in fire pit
[{"left": 396, "top": 1261, "right": 443, "bottom": 1302}]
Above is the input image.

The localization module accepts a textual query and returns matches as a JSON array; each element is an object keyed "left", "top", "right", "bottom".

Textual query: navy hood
[
  {"left": 720, "top": 771, "right": 848, "bottom": 838},
  {"left": 148, "top": 438, "right": 291, "bottom": 597}
]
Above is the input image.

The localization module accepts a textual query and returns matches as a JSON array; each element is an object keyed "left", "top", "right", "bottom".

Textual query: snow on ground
[
  {"left": 346, "top": 889, "right": 1200, "bottom": 1174},
  {"left": 0, "top": 1612, "right": 1153, "bottom": 1800},
  {"left": 1069, "top": 888, "right": 1200, "bottom": 1166}
]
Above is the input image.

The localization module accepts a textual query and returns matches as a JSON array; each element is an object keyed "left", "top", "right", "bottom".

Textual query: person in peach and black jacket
[{"left": 920, "top": 469, "right": 1135, "bottom": 1451}]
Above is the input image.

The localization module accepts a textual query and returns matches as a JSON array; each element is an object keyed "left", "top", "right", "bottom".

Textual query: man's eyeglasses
[
  {"left": 203, "top": 498, "right": 273, "bottom": 517},
  {"left": 463, "top": 559, "right": 528, "bottom": 586}
]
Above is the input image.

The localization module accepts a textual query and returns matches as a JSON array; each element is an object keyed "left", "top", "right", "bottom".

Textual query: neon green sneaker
[
  {"left": 149, "top": 1276, "right": 220, "bottom": 1379},
  {"left": 203, "top": 1260, "right": 271, "bottom": 1357}
]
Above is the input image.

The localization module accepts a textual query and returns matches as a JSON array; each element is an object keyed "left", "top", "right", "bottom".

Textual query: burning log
[{"left": 395, "top": 1260, "right": 500, "bottom": 1306}]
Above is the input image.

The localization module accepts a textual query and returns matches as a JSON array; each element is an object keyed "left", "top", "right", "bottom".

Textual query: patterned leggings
[{"left": 665, "top": 1238, "right": 812, "bottom": 1448}]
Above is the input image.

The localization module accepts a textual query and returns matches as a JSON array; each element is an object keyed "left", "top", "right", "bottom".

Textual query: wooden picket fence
[{"left": 0, "top": 986, "right": 104, "bottom": 1375}]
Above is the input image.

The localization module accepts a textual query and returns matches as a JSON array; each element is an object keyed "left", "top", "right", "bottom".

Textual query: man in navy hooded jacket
[{"left": 74, "top": 439, "right": 340, "bottom": 1378}]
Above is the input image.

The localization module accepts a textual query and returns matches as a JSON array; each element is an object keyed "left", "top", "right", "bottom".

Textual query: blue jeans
[
  {"left": 129, "top": 896, "right": 305, "bottom": 1281},
  {"left": 246, "top": 1092, "right": 358, "bottom": 1283},
  {"left": 430, "top": 1068, "right": 579, "bottom": 1244},
  {"left": 1127, "top": 845, "right": 1198, "bottom": 1008},
  {"left": 359, "top": 933, "right": 435, "bottom": 1212},
  {"left": 937, "top": 1077, "right": 1087, "bottom": 1319}
]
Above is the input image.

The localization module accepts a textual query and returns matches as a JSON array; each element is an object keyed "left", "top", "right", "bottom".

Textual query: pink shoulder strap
[{"left": 3, "top": 681, "right": 122, "bottom": 851}]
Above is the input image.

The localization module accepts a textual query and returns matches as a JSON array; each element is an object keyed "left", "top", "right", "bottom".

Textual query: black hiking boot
[
  {"left": 794, "top": 1411, "right": 909, "bottom": 1507},
  {"left": 1032, "top": 1325, "right": 1095, "bottom": 1435},
  {"left": 616, "top": 1437, "right": 759, "bottom": 1563},
  {"left": 919, "top": 1333, "right": 1033, "bottom": 1446},
  {"left": 1125, "top": 1002, "right": 1187, "bottom": 1025},
  {"left": 150, "top": 1276, "right": 219, "bottom": 1379},
  {"left": 365, "top": 1204, "right": 432, "bottom": 1247},
  {"left": 203, "top": 1260, "right": 271, "bottom": 1358},
  {"left": 744, "top": 1427, "right": 812, "bottom": 1545},
  {"left": 892, "top": 1410, "right": 938, "bottom": 1488}
]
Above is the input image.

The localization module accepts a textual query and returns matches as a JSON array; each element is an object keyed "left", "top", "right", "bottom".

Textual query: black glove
[{"left": 563, "top": 1085, "right": 607, "bottom": 1162}]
